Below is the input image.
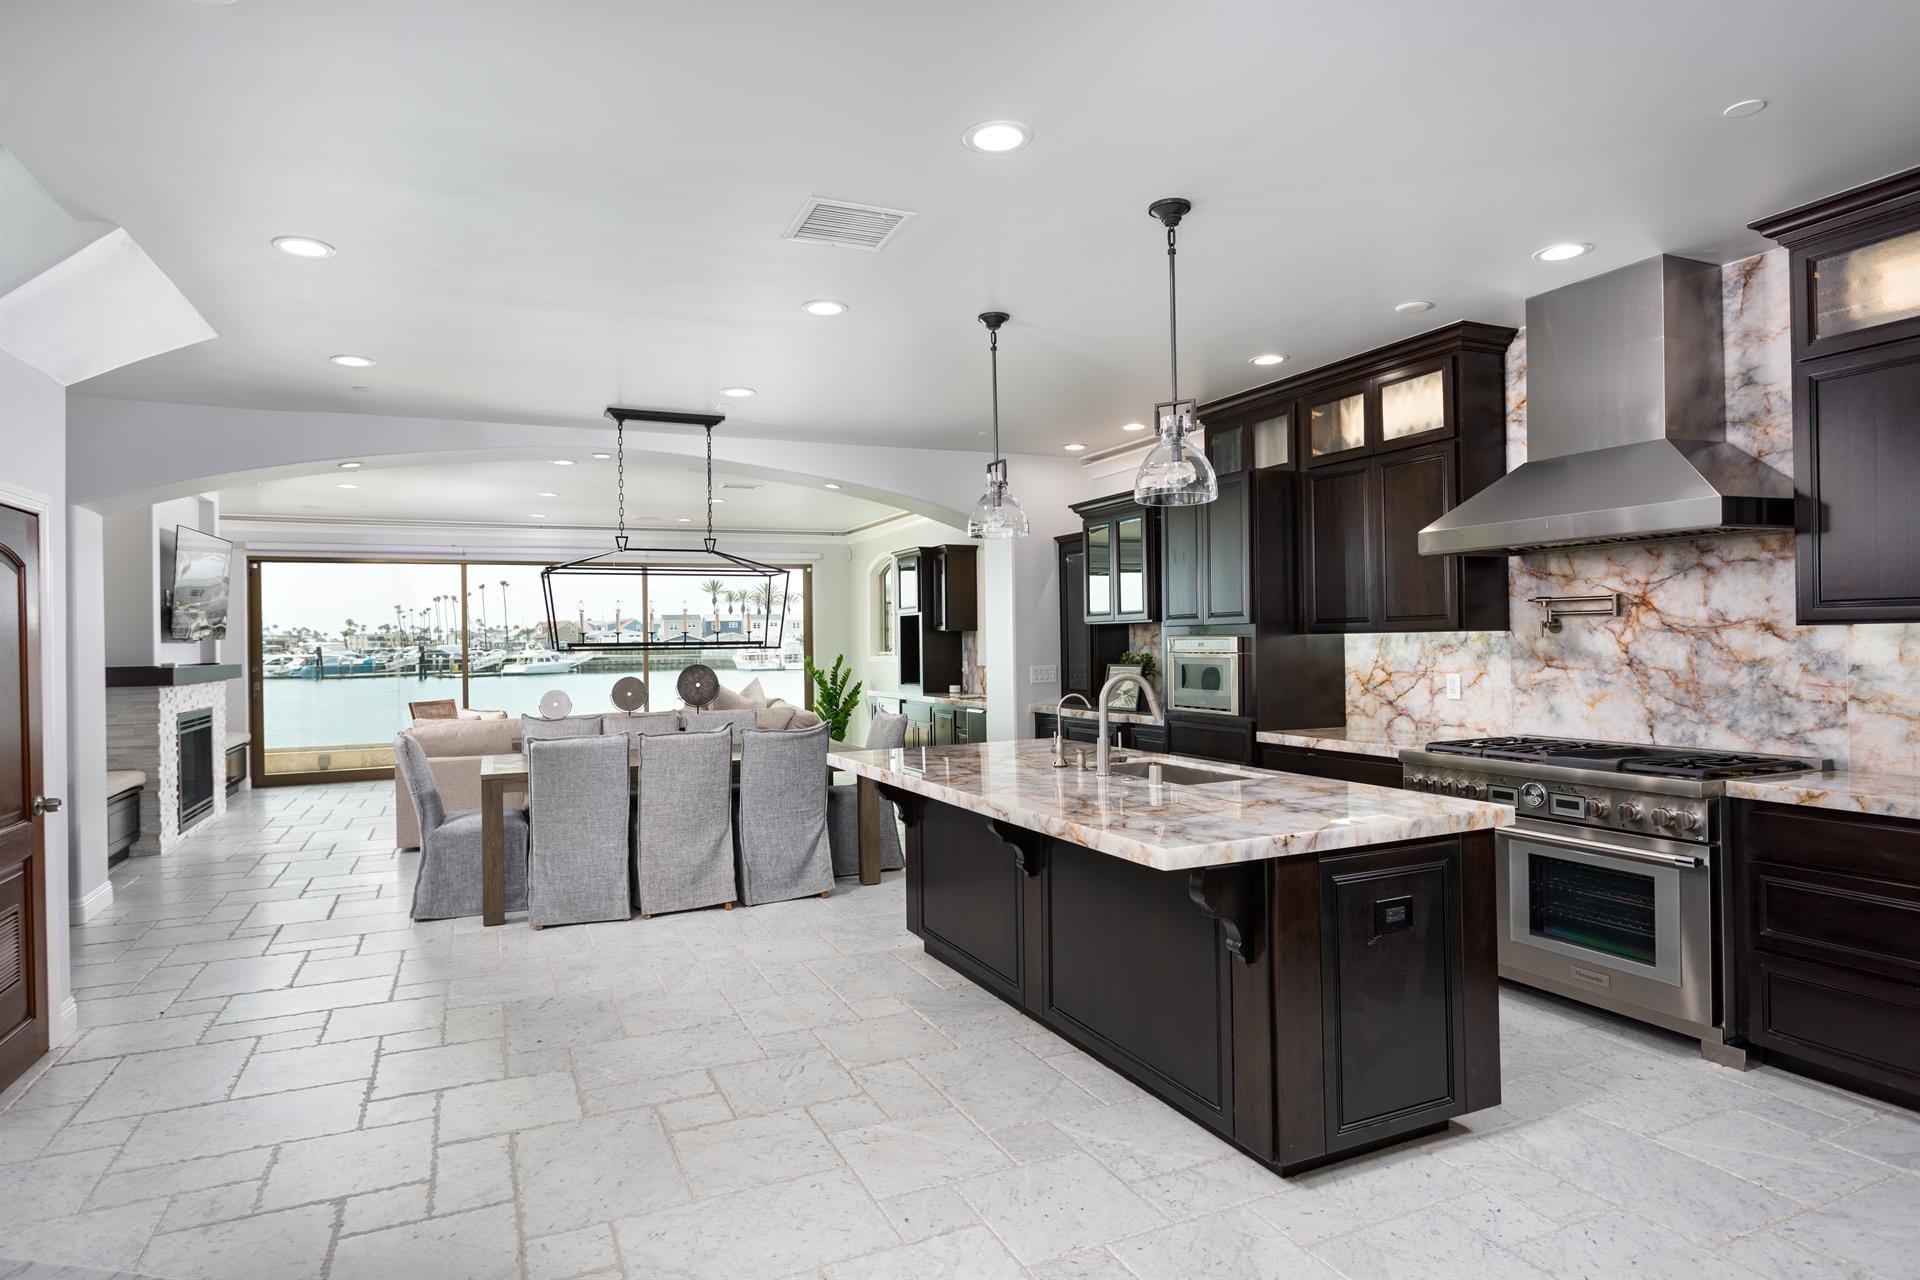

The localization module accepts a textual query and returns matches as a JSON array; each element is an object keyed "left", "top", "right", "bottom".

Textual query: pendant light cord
[
  {"left": 989, "top": 326, "right": 1001, "bottom": 464},
  {"left": 1166, "top": 223, "right": 1180, "bottom": 404},
  {"left": 704, "top": 424, "right": 717, "bottom": 553}
]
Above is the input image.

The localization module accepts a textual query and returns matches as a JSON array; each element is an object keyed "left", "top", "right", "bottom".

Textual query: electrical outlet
[
  {"left": 1444, "top": 673, "right": 1462, "bottom": 701},
  {"left": 1030, "top": 664, "right": 1057, "bottom": 684}
]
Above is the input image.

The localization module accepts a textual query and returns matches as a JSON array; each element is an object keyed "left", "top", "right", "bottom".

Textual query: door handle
[{"left": 32, "top": 796, "right": 62, "bottom": 816}]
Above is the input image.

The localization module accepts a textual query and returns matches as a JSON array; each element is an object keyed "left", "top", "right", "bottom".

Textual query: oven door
[
  {"left": 1169, "top": 654, "right": 1237, "bottom": 714},
  {"left": 1497, "top": 820, "right": 1714, "bottom": 1028}
]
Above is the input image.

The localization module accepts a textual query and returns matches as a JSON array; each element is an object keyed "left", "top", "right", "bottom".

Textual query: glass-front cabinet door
[
  {"left": 1811, "top": 225, "right": 1920, "bottom": 341},
  {"left": 1308, "top": 389, "right": 1367, "bottom": 460},
  {"left": 1378, "top": 364, "right": 1450, "bottom": 445},
  {"left": 1115, "top": 515, "right": 1146, "bottom": 617},
  {"left": 1085, "top": 523, "right": 1113, "bottom": 620},
  {"left": 897, "top": 552, "right": 920, "bottom": 614}
]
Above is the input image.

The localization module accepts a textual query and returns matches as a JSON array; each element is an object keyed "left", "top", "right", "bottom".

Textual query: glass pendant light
[
  {"left": 1134, "top": 197, "right": 1218, "bottom": 507},
  {"left": 967, "top": 310, "right": 1031, "bottom": 539}
]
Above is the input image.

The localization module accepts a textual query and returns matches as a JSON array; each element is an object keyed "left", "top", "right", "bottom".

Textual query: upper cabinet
[
  {"left": 1754, "top": 167, "right": 1920, "bottom": 623},
  {"left": 1203, "top": 322, "right": 1513, "bottom": 634},
  {"left": 1161, "top": 425, "right": 1259, "bottom": 628},
  {"left": 1072, "top": 494, "right": 1159, "bottom": 625}
]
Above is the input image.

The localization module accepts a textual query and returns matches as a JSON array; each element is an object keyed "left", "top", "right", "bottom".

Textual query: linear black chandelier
[{"left": 540, "top": 407, "right": 790, "bottom": 652}]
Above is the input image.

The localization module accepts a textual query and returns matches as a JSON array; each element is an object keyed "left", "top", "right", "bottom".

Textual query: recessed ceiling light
[
  {"left": 337, "top": 461, "right": 362, "bottom": 470},
  {"left": 1122, "top": 422, "right": 1148, "bottom": 433},
  {"left": 591, "top": 452, "right": 612, "bottom": 460},
  {"left": 550, "top": 459, "right": 575, "bottom": 466},
  {"left": 329, "top": 354, "right": 375, "bottom": 368},
  {"left": 1395, "top": 300, "right": 1436, "bottom": 314},
  {"left": 335, "top": 482, "right": 358, "bottom": 490},
  {"left": 719, "top": 386, "right": 756, "bottom": 399},
  {"left": 537, "top": 491, "right": 559, "bottom": 498},
  {"left": 273, "top": 236, "right": 335, "bottom": 259},
  {"left": 709, "top": 497, "right": 726, "bottom": 504},
  {"left": 1533, "top": 242, "right": 1592, "bottom": 263},
  {"left": 962, "top": 120, "right": 1032, "bottom": 153},
  {"left": 1063, "top": 442, "right": 1088, "bottom": 453},
  {"left": 1249, "top": 353, "right": 1287, "bottom": 367},
  {"left": 529, "top": 513, "right": 548, "bottom": 519},
  {"left": 1722, "top": 98, "right": 1767, "bottom": 119},
  {"left": 823, "top": 482, "right": 842, "bottom": 489},
  {"left": 800, "top": 299, "right": 848, "bottom": 317},
  {"left": 350, "top": 385, "right": 372, "bottom": 392},
  {"left": 676, "top": 516, "right": 693, "bottom": 523}
]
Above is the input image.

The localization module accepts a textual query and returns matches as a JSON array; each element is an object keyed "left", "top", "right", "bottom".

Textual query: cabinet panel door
[
  {"left": 1305, "top": 462, "right": 1374, "bottom": 630},
  {"left": 1376, "top": 446, "right": 1456, "bottom": 630},
  {"left": 897, "top": 554, "right": 920, "bottom": 614},
  {"left": 1115, "top": 514, "right": 1149, "bottom": 620},
  {"left": 1203, "top": 471, "right": 1251, "bottom": 625},
  {"left": 1085, "top": 522, "right": 1113, "bottom": 621},
  {"left": 1743, "top": 952, "right": 1920, "bottom": 1105},
  {"left": 919, "top": 806, "right": 1024, "bottom": 994},
  {"left": 1162, "top": 505, "right": 1203, "bottom": 625},
  {"left": 1800, "top": 349, "right": 1920, "bottom": 619}
]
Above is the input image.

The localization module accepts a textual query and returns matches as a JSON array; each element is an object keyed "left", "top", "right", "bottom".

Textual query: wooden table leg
[
  {"left": 481, "top": 776, "right": 506, "bottom": 926},
  {"left": 857, "top": 776, "right": 882, "bottom": 886}
]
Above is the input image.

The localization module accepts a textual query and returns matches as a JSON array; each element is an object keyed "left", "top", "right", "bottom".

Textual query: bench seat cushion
[{"left": 106, "top": 769, "right": 147, "bottom": 796}]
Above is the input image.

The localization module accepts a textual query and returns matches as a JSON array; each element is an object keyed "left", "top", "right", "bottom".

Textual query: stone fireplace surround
[{"left": 106, "top": 665, "right": 239, "bottom": 855}]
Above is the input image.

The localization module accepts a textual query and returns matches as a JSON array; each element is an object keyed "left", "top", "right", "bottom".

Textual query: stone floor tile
[
  {"left": 261, "top": 1116, "right": 434, "bottom": 1208},
  {"left": 116, "top": 1080, "right": 366, "bottom": 1170},
  {"left": 432, "top": 1135, "right": 514, "bottom": 1216},
  {"left": 0, "top": 1149, "right": 118, "bottom": 1233},
  {"left": 157, "top": 1181, "right": 261, "bottom": 1232},
  {"left": 813, "top": 1012, "right": 955, "bottom": 1070},
  {"left": 1655, "top": 1109, "right": 1897, "bottom": 1206},
  {"left": 1311, "top": 1203, "right": 1549, "bottom": 1279},
  {"left": 571, "top": 1020, "right": 763, "bottom": 1088},
  {"left": 1512, "top": 1208, "right": 1756, "bottom": 1279},
  {"left": 293, "top": 951, "right": 401, "bottom": 987},
  {"left": 330, "top": 1202, "right": 523, "bottom": 1280},
  {"left": 514, "top": 1108, "right": 690, "bottom": 1236},
  {"left": 0, "top": 1199, "right": 169, "bottom": 1273},
  {"left": 823, "top": 1223, "right": 1025, "bottom": 1279},
  {"left": 88, "top": 1149, "right": 271, "bottom": 1207},
  {"left": 878, "top": 1183, "right": 980, "bottom": 1243},
  {"left": 914, "top": 1041, "right": 1102, "bottom": 1132},
  {"left": 658, "top": 1092, "right": 734, "bottom": 1131},
  {"left": 216, "top": 975, "right": 395, "bottom": 1025},
  {"left": 1027, "top": 1250, "right": 1135, "bottom": 1280},
  {"left": 1773, "top": 1173, "right": 1920, "bottom": 1277},
  {"left": 437, "top": 1069, "right": 581, "bottom": 1144},
  {"left": 371, "top": 1038, "right": 505, "bottom": 1098},
  {"left": 230, "top": 1039, "right": 377, "bottom": 1098},
  {"left": 176, "top": 954, "right": 304, "bottom": 1002},
  {"left": 72, "top": 1042, "right": 253, "bottom": 1125},
  {"left": 614, "top": 1168, "right": 898, "bottom": 1280},
  {"left": 673, "top": 1109, "right": 842, "bottom": 1197},
  {"left": 341, "top": 1181, "right": 431, "bottom": 1236},
  {"left": 58, "top": 1015, "right": 214, "bottom": 1063},
  {"left": 712, "top": 1048, "right": 860, "bottom": 1117},
  {"left": 138, "top": 1204, "right": 337, "bottom": 1280},
  {"left": 956, "top": 1152, "right": 1165, "bottom": 1265},
  {"left": 1057, "top": 1095, "right": 1236, "bottom": 1182},
  {"left": 1827, "top": 1108, "right": 1920, "bottom": 1171},
  {"left": 524, "top": 1224, "right": 621, "bottom": 1280}
]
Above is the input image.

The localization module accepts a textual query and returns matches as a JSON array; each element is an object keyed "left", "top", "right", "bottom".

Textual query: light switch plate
[
  {"left": 1444, "top": 673, "right": 1462, "bottom": 701},
  {"left": 1030, "top": 664, "right": 1057, "bottom": 683}
]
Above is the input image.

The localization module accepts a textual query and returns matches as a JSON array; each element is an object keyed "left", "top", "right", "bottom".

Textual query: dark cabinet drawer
[
  {"left": 1749, "top": 861, "right": 1920, "bottom": 981},
  {"left": 1743, "top": 952, "right": 1920, "bottom": 1106},
  {"left": 1127, "top": 723, "right": 1168, "bottom": 753},
  {"left": 1167, "top": 714, "right": 1255, "bottom": 765},
  {"left": 1259, "top": 744, "right": 1403, "bottom": 790}
]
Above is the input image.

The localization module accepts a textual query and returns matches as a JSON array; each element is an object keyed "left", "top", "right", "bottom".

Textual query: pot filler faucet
[{"left": 1095, "top": 672, "right": 1162, "bottom": 778}]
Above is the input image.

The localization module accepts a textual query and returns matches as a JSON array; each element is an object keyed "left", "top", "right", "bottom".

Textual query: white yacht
[{"left": 501, "top": 647, "right": 594, "bottom": 675}]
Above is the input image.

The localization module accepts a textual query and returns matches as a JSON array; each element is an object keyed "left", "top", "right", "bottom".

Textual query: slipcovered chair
[
  {"left": 394, "top": 733, "right": 527, "bottom": 920},
  {"left": 634, "top": 726, "right": 736, "bottom": 917},
  {"left": 520, "top": 714, "right": 604, "bottom": 745},
  {"left": 524, "top": 735, "right": 632, "bottom": 928},
  {"left": 607, "top": 710, "right": 682, "bottom": 739},
  {"left": 684, "top": 709, "right": 758, "bottom": 745},
  {"left": 734, "top": 722, "right": 834, "bottom": 906},
  {"left": 827, "top": 710, "right": 907, "bottom": 877}
]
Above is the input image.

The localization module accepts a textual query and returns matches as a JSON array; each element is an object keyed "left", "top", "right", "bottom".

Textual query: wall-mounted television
[{"left": 168, "top": 526, "right": 234, "bottom": 641}]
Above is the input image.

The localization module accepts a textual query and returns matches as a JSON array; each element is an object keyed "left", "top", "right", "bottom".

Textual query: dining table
[{"left": 476, "top": 738, "right": 880, "bottom": 926}]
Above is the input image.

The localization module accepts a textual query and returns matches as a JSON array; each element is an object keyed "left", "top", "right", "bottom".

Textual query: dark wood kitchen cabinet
[
  {"left": 1258, "top": 743, "right": 1404, "bottom": 790},
  {"left": 1204, "top": 324, "right": 1512, "bottom": 634},
  {"left": 1754, "top": 166, "right": 1920, "bottom": 623},
  {"left": 1056, "top": 534, "right": 1092, "bottom": 697},
  {"left": 1073, "top": 494, "right": 1159, "bottom": 625},
  {"left": 1731, "top": 800, "right": 1920, "bottom": 1108},
  {"left": 895, "top": 545, "right": 971, "bottom": 692}
]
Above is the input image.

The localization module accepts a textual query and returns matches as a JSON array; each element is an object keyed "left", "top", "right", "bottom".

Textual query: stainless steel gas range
[{"left": 1399, "top": 736, "right": 1820, "bottom": 1065}]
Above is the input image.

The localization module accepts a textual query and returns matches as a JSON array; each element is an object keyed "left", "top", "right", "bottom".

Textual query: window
[
  {"left": 872, "top": 559, "right": 896, "bottom": 656},
  {"left": 251, "top": 556, "right": 811, "bottom": 783}
]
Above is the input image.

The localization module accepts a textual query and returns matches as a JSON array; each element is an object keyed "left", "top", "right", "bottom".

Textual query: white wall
[
  {"left": 0, "top": 348, "right": 74, "bottom": 1045},
  {"left": 66, "top": 506, "right": 108, "bottom": 923}
]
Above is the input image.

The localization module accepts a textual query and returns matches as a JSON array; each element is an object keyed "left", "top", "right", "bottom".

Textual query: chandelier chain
[
  {"left": 704, "top": 424, "right": 716, "bottom": 553},
  {"left": 615, "top": 417, "right": 627, "bottom": 551}
]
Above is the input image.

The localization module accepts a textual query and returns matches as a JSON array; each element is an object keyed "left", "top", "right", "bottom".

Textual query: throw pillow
[
  {"left": 710, "top": 684, "right": 753, "bottom": 710},
  {"left": 739, "top": 677, "right": 768, "bottom": 706}
]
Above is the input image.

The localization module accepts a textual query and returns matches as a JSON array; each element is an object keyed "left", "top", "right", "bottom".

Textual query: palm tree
[
  {"left": 700, "top": 578, "right": 724, "bottom": 624},
  {"left": 498, "top": 580, "right": 510, "bottom": 647},
  {"left": 474, "top": 584, "right": 487, "bottom": 646}
]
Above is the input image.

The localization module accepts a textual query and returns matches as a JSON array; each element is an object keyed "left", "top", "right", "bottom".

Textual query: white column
[{"left": 66, "top": 506, "right": 110, "bottom": 922}]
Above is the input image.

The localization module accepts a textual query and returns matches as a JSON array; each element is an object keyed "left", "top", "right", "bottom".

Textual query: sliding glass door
[{"left": 250, "top": 556, "right": 812, "bottom": 783}]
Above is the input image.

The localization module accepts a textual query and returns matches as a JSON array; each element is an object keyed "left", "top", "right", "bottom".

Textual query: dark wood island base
[{"left": 889, "top": 790, "right": 1501, "bottom": 1175}]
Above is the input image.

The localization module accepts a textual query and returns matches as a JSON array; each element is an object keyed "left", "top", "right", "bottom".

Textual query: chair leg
[
  {"left": 819, "top": 890, "right": 830, "bottom": 899},
  {"left": 532, "top": 924, "right": 544, "bottom": 931},
  {"left": 641, "top": 913, "right": 651, "bottom": 920},
  {"left": 723, "top": 901, "right": 734, "bottom": 910}
]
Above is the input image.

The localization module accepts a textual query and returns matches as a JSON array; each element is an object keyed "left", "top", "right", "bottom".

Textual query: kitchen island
[{"left": 826, "top": 738, "right": 1513, "bottom": 1174}]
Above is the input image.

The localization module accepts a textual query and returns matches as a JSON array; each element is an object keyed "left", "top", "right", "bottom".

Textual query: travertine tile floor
[{"left": 3, "top": 781, "right": 1917, "bottom": 1280}]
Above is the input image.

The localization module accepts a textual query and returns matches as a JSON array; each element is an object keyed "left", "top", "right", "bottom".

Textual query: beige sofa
[{"left": 392, "top": 702, "right": 825, "bottom": 849}]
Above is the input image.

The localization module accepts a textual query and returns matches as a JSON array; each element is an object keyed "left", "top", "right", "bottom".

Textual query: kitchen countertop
[
  {"left": 1029, "top": 701, "right": 1161, "bottom": 726},
  {"left": 1727, "top": 770, "right": 1920, "bottom": 823},
  {"left": 826, "top": 739, "right": 1509, "bottom": 873},
  {"left": 1254, "top": 727, "right": 1419, "bottom": 761},
  {"left": 869, "top": 690, "right": 986, "bottom": 707}
]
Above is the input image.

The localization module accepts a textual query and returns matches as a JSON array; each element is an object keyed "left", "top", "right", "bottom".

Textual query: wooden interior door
[{"left": 0, "top": 503, "right": 47, "bottom": 1091}]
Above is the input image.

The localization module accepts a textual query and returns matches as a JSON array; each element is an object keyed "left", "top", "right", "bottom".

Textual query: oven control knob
[
  {"left": 1587, "top": 796, "right": 1611, "bottom": 818},
  {"left": 1676, "top": 809, "right": 1701, "bottom": 832},
  {"left": 1652, "top": 806, "right": 1678, "bottom": 828},
  {"left": 1467, "top": 781, "right": 1487, "bottom": 799},
  {"left": 1519, "top": 782, "right": 1546, "bottom": 809},
  {"left": 1619, "top": 802, "right": 1644, "bottom": 822}
]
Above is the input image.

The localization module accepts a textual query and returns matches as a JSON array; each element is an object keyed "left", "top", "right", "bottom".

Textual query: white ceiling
[
  {"left": 217, "top": 451, "right": 904, "bottom": 535},
  {"left": 5, "top": 1, "right": 1920, "bottom": 456}
]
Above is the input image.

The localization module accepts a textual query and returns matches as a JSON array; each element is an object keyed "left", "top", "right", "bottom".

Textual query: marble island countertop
[
  {"left": 1029, "top": 701, "right": 1161, "bottom": 726},
  {"left": 826, "top": 738, "right": 1509, "bottom": 873},
  {"left": 1254, "top": 727, "right": 1423, "bottom": 761},
  {"left": 870, "top": 690, "right": 986, "bottom": 707},
  {"left": 1727, "top": 770, "right": 1920, "bottom": 823}
]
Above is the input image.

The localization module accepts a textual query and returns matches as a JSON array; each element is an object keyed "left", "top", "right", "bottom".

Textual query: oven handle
[{"left": 1500, "top": 827, "right": 1703, "bottom": 870}]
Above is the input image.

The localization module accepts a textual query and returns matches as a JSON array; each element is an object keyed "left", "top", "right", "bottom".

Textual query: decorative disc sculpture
[
  {"left": 538, "top": 689, "right": 573, "bottom": 720},
  {"left": 611, "top": 676, "right": 647, "bottom": 712},
  {"left": 677, "top": 664, "right": 719, "bottom": 708}
]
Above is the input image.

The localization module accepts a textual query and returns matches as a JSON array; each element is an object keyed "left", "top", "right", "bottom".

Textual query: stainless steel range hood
[{"left": 1419, "top": 255, "right": 1792, "bottom": 556}]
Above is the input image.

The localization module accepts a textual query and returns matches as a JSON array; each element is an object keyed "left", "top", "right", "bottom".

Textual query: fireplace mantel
[{"left": 107, "top": 664, "right": 242, "bottom": 688}]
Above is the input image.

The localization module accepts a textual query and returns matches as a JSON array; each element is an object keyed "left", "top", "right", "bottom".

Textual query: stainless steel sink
[{"left": 1105, "top": 760, "right": 1249, "bottom": 786}]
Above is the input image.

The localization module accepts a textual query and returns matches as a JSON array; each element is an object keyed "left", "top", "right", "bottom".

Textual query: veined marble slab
[
  {"left": 870, "top": 690, "right": 987, "bottom": 708},
  {"left": 1727, "top": 771, "right": 1920, "bottom": 823},
  {"left": 1252, "top": 728, "right": 1414, "bottom": 761},
  {"left": 1028, "top": 702, "right": 1160, "bottom": 726},
  {"left": 826, "top": 739, "right": 1508, "bottom": 872}
]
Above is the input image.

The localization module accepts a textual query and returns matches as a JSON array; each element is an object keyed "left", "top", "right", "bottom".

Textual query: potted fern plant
[{"left": 805, "top": 654, "right": 864, "bottom": 741}]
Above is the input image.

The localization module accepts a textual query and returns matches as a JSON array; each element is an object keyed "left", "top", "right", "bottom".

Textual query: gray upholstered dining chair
[
  {"left": 607, "top": 710, "right": 681, "bottom": 739},
  {"left": 827, "top": 710, "right": 907, "bottom": 877},
  {"left": 520, "top": 713, "right": 604, "bottom": 745},
  {"left": 524, "top": 735, "right": 632, "bottom": 928},
  {"left": 634, "top": 725, "right": 736, "bottom": 917},
  {"left": 394, "top": 733, "right": 527, "bottom": 920},
  {"left": 734, "top": 721, "right": 834, "bottom": 906},
  {"left": 684, "top": 709, "right": 759, "bottom": 744}
]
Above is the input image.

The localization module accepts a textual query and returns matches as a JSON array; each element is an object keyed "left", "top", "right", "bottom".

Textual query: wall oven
[{"left": 1166, "top": 635, "right": 1244, "bottom": 716}]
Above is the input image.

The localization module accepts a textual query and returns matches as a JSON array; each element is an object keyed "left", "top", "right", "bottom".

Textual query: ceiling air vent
[{"left": 783, "top": 198, "right": 915, "bottom": 251}]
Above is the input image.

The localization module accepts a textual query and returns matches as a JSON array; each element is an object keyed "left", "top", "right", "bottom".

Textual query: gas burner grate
[{"left": 1620, "top": 755, "right": 1816, "bottom": 779}]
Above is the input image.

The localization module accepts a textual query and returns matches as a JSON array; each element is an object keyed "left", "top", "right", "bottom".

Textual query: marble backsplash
[{"left": 1343, "top": 248, "right": 1920, "bottom": 772}]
